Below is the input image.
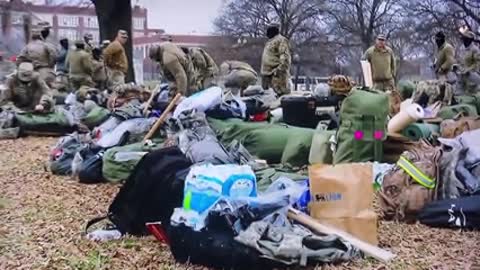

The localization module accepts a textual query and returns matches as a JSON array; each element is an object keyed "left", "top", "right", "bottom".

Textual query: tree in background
[{"left": 91, "top": 0, "right": 134, "bottom": 82}]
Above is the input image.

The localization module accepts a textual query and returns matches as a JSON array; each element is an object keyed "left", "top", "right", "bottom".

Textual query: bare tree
[{"left": 214, "top": 0, "right": 324, "bottom": 43}]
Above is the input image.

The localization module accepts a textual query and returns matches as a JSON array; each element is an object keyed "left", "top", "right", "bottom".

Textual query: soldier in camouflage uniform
[
  {"left": 261, "top": 23, "right": 292, "bottom": 96},
  {"left": 84, "top": 33, "right": 95, "bottom": 56},
  {"left": 2, "top": 62, "right": 54, "bottom": 112},
  {"left": 457, "top": 29, "right": 480, "bottom": 95},
  {"left": 17, "top": 27, "right": 57, "bottom": 88},
  {"left": 412, "top": 80, "right": 453, "bottom": 108},
  {"left": 66, "top": 40, "right": 95, "bottom": 92},
  {"left": 148, "top": 42, "right": 197, "bottom": 99},
  {"left": 219, "top": 60, "right": 258, "bottom": 94},
  {"left": 433, "top": 31, "right": 456, "bottom": 82},
  {"left": 55, "top": 38, "right": 70, "bottom": 92},
  {"left": 103, "top": 30, "right": 129, "bottom": 88},
  {"left": 185, "top": 47, "right": 218, "bottom": 89},
  {"left": 362, "top": 34, "right": 396, "bottom": 92}
]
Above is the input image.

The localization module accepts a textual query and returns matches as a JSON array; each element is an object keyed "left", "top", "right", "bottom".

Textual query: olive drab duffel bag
[
  {"left": 333, "top": 87, "right": 389, "bottom": 164},
  {"left": 379, "top": 140, "right": 443, "bottom": 222}
]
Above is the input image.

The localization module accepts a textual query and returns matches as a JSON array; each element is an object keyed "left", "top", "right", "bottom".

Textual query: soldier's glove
[{"left": 34, "top": 104, "right": 45, "bottom": 112}]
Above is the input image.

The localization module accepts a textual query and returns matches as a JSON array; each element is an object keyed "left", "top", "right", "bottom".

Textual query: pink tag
[
  {"left": 374, "top": 130, "right": 384, "bottom": 140},
  {"left": 354, "top": 130, "right": 364, "bottom": 140}
]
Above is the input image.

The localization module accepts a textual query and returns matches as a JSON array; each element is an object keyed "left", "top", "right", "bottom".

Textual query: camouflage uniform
[
  {"left": 2, "top": 70, "right": 54, "bottom": 112},
  {"left": 362, "top": 45, "right": 396, "bottom": 91},
  {"left": 261, "top": 34, "right": 292, "bottom": 96},
  {"left": 188, "top": 47, "right": 218, "bottom": 89},
  {"left": 66, "top": 46, "right": 95, "bottom": 91},
  {"left": 55, "top": 46, "right": 70, "bottom": 92},
  {"left": 103, "top": 40, "right": 128, "bottom": 87},
  {"left": 219, "top": 61, "right": 258, "bottom": 92},
  {"left": 412, "top": 80, "right": 453, "bottom": 107},
  {"left": 434, "top": 42, "right": 455, "bottom": 82},
  {"left": 17, "top": 38, "right": 57, "bottom": 88},
  {"left": 149, "top": 42, "right": 197, "bottom": 98},
  {"left": 460, "top": 43, "right": 480, "bottom": 95}
]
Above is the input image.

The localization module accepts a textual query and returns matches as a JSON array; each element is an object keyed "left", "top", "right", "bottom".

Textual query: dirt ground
[{"left": 0, "top": 137, "right": 479, "bottom": 270}]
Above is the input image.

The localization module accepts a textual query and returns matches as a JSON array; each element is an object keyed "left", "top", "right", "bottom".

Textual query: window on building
[
  {"left": 133, "top": 17, "right": 144, "bottom": 30},
  {"left": 58, "top": 15, "right": 79, "bottom": 27},
  {"left": 58, "top": 29, "right": 79, "bottom": 41},
  {"left": 85, "top": 16, "right": 98, "bottom": 29}
]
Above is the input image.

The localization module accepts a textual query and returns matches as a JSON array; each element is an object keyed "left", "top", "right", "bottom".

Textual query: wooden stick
[
  {"left": 143, "top": 93, "right": 182, "bottom": 142},
  {"left": 143, "top": 84, "right": 160, "bottom": 116},
  {"left": 287, "top": 208, "right": 396, "bottom": 263}
]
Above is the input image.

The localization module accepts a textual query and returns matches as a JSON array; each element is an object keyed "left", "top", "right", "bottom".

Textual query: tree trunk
[{"left": 92, "top": 0, "right": 135, "bottom": 82}]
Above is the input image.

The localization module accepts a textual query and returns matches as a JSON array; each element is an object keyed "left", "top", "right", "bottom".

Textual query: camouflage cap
[
  {"left": 17, "top": 62, "right": 35, "bottom": 82},
  {"left": 328, "top": 74, "right": 354, "bottom": 95},
  {"left": 74, "top": 39, "right": 85, "bottom": 46},
  {"left": 377, "top": 34, "right": 386, "bottom": 40}
]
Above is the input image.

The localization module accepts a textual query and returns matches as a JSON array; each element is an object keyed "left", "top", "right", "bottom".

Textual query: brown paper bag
[{"left": 308, "top": 163, "right": 378, "bottom": 245}]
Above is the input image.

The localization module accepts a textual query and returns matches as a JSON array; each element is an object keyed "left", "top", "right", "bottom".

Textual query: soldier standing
[
  {"left": 2, "top": 62, "right": 54, "bottom": 113},
  {"left": 148, "top": 42, "right": 197, "bottom": 99},
  {"left": 457, "top": 29, "right": 480, "bottom": 95},
  {"left": 103, "top": 30, "right": 129, "bottom": 87},
  {"left": 434, "top": 31, "right": 456, "bottom": 82},
  {"left": 66, "top": 40, "right": 95, "bottom": 91},
  {"left": 261, "top": 23, "right": 292, "bottom": 96},
  {"left": 55, "top": 38, "right": 70, "bottom": 92},
  {"left": 362, "top": 34, "right": 396, "bottom": 91},
  {"left": 17, "top": 27, "right": 57, "bottom": 88},
  {"left": 185, "top": 47, "right": 218, "bottom": 89},
  {"left": 84, "top": 33, "right": 95, "bottom": 55}
]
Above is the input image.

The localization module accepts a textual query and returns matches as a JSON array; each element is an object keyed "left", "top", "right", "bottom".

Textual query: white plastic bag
[{"left": 173, "top": 86, "right": 222, "bottom": 118}]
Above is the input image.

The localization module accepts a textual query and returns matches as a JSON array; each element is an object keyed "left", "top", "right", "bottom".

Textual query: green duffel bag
[
  {"left": 14, "top": 108, "right": 74, "bottom": 135},
  {"left": 309, "top": 128, "right": 336, "bottom": 165},
  {"left": 397, "top": 80, "right": 416, "bottom": 100},
  {"left": 333, "top": 87, "right": 389, "bottom": 164},
  {"left": 81, "top": 106, "right": 110, "bottom": 129},
  {"left": 242, "top": 125, "right": 314, "bottom": 166},
  {"left": 208, "top": 117, "right": 274, "bottom": 144},
  {"left": 455, "top": 95, "right": 480, "bottom": 112},
  {"left": 102, "top": 139, "right": 164, "bottom": 183},
  {"left": 437, "top": 104, "right": 478, "bottom": 120}
]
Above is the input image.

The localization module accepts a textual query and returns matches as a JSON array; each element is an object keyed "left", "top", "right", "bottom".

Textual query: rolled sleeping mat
[
  {"left": 402, "top": 123, "right": 440, "bottom": 141},
  {"left": 437, "top": 104, "right": 478, "bottom": 120}
]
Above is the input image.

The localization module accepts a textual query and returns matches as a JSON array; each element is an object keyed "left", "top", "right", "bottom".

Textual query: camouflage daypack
[
  {"left": 412, "top": 80, "right": 453, "bottom": 107},
  {"left": 379, "top": 140, "right": 443, "bottom": 222}
]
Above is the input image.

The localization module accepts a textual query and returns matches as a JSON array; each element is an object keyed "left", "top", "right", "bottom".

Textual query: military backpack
[{"left": 333, "top": 87, "right": 389, "bottom": 164}]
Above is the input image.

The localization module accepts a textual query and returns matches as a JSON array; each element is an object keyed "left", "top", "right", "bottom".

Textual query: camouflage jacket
[
  {"left": 189, "top": 47, "right": 218, "bottom": 78},
  {"left": 153, "top": 42, "right": 197, "bottom": 96},
  {"left": 220, "top": 61, "right": 257, "bottom": 76},
  {"left": 462, "top": 44, "right": 480, "bottom": 73},
  {"left": 261, "top": 34, "right": 291, "bottom": 76},
  {"left": 66, "top": 49, "right": 94, "bottom": 78},
  {"left": 2, "top": 73, "right": 54, "bottom": 112},
  {"left": 17, "top": 40, "right": 57, "bottom": 69},
  {"left": 362, "top": 45, "right": 396, "bottom": 81},
  {"left": 435, "top": 42, "right": 456, "bottom": 75}
]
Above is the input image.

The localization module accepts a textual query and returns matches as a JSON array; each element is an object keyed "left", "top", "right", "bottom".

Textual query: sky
[{"left": 137, "top": 0, "right": 224, "bottom": 35}]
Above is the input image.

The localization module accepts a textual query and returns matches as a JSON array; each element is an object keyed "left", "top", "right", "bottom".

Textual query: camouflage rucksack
[
  {"left": 333, "top": 87, "right": 389, "bottom": 164},
  {"left": 412, "top": 80, "right": 453, "bottom": 107},
  {"left": 379, "top": 140, "right": 442, "bottom": 222}
]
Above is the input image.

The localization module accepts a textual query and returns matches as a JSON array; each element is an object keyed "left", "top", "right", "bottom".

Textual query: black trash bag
[
  {"left": 86, "top": 146, "right": 192, "bottom": 236},
  {"left": 78, "top": 146, "right": 106, "bottom": 184},
  {"left": 167, "top": 224, "right": 278, "bottom": 270},
  {"left": 50, "top": 134, "right": 87, "bottom": 176},
  {"left": 419, "top": 195, "right": 480, "bottom": 229}
]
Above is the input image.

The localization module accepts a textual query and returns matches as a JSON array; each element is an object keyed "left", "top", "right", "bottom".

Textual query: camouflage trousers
[
  {"left": 69, "top": 75, "right": 95, "bottom": 92},
  {"left": 107, "top": 69, "right": 126, "bottom": 90},
  {"left": 37, "top": 67, "right": 56, "bottom": 88},
  {"left": 262, "top": 71, "right": 291, "bottom": 96},
  {"left": 373, "top": 78, "right": 395, "bottom": 92},
  {"left": 55, "top": 72, "right": 70, "bottom": 93},
  {"left": 459, "top": 71, "right": 480, "bottom": 95}
]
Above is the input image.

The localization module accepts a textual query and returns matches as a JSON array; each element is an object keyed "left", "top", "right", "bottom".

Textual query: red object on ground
[
  {"left": 146, "top": 222, "right": 170, "bottom": 246},
  {"left": 250, "top": 112, "right": 268, "bottom": 122}
]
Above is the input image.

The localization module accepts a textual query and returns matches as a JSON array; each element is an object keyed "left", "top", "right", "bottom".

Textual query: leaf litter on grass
[{"left": 0, "top": 137, "right": 479, "bottom": 270}]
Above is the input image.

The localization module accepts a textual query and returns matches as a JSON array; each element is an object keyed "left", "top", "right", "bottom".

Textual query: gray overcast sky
[{"left": 137, "top": 0, "right": 224, "bottom": 35}]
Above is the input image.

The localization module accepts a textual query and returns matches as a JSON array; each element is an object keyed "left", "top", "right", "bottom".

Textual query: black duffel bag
[{"left": 419, "top": 195, "right": 480, "bottom": 229}]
